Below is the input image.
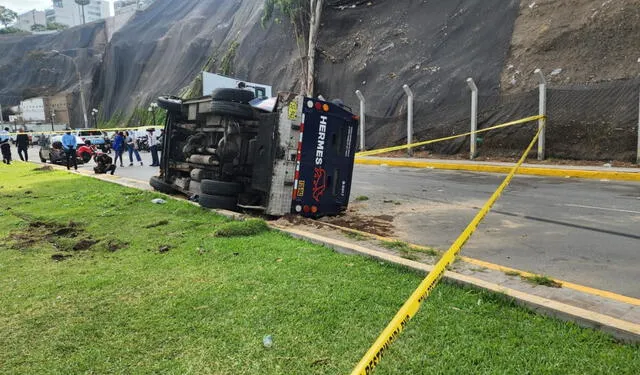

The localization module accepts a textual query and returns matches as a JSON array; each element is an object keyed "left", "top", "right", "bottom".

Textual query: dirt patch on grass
[
  {"left": 32, "top": 166, "right": 54, "bottom": 172},
  {"left": 143, "top": 220, "right": 169, "bottom": 228},
  {"left": 106, "top": 239, "right": 128, "bottom": 252},
  {"left": 51, "top": 254, "right": 72, "bottom": 262},
  {"left": 73, "top": 239, "right": 99, "bottom": 251},
  {"left": 318, "top": 213, "right": 394, "bottom": 237},
  {"left": 7, "top": 220, "right": 82, "bottom": 250}
]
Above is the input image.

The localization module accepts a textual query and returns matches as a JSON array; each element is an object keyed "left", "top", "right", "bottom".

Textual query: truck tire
[
  {"left": 149, "top": 176, "right": 175, "bottom": 194},
  {"left": 211, "top": 88, "right": 255, "bottom": 104},
  {"left": 200, "top": 179, "right": 242, "bottom": 196},
  {"left": 157, "top": 96, "right": 183, "bottom": 113},
  {"left": 198, "top": 193, "right": 238, "bottom": 211},
  {"left": 211, "top": 101, "right": 255, "bottom": 120},
  {"left": 39, "top": 150, "right": 47, "bottom": 163}
]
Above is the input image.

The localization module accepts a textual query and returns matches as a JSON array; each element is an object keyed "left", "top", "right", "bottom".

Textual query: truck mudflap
[{"left": 292, "top": 98, "right": 359, "bottom": 217}]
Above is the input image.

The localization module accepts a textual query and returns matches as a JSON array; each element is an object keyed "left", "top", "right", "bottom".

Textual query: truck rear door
[{"left": 292, "top": 98, "right": 359, "bottom": 217}]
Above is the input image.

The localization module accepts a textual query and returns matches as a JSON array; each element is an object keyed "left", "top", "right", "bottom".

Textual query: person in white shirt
[{"left": 147, "top": 128, "right": 160, "bottom": 167}]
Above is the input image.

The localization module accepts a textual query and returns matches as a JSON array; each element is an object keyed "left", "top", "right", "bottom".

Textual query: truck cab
[{"left": 151, "top": 89, "right": 359, "bottom": 217}]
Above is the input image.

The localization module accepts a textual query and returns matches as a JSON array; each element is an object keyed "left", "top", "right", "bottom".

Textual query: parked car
[
  {"left": 75, "top": 130, "right": 111, "bottom": 152},
  {"left": 38, "top": 134, "right": 85, "bottom": 165}
]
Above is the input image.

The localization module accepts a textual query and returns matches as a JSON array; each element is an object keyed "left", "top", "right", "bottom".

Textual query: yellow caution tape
[
  {"left": 350, "top": 124, "right": 544, "bottom": 375},
  {"left": 356, "top": 115, "right": 544, "bottom": 157},
  {"left": 4, "top": 125, "right": 159, "bottom": 137}
]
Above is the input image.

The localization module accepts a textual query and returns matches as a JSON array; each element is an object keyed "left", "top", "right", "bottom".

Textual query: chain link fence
[{"left": 364, "top": 78, "right": 640, "bottom": 161}]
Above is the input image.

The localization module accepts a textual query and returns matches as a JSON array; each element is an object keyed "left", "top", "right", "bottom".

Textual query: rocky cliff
[{"left": 1, "top": 0, "right": 638, "bottom": 160}]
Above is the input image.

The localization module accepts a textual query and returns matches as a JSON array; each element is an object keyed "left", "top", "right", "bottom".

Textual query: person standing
[
  {"left": 61, "top": 129, "right": 78, "bottom": 170},
  {"left": 125, "top": 131, "right": 143, "bottom": 166},
  {"left": 112, "top": 131, "right": 125, "bottom": 167},
  {"left": 15, "top": 128, "right": 29, "bottom": 162},
  {"left": 147, "top": 128, "right": 160, "bottom": 167},
  {"left": 0, "top": 127, "right": 11, "bottom": 164}
]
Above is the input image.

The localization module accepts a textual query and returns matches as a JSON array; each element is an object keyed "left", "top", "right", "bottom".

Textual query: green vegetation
[
  {"left": 355, "top": 195, "right": 369, "bottom": 201},
  {"left": 46, "top": 22, "right": 68, "bottom": 31},
  {"left": 522, "top": 274, "right": 563, "bottom": 288},
  {"left": 30, "top": 24, "right": 46, "bottom": 32},
  {"left": 343, "top": 231, "right": 367, "bottom": 241},
  {"left": 213, "top": 218, "right": 269, "bottom": 237},
  {"left": 379, "top": 240, "right": 439, "bottom": 259},
  {"left": 219, "top": 40, "right": 239, "bottom": 76},
  {"left": 0, "top": 6, "right": 18, "bottom": 29},
  {"left": 0, "top": 163, "right": 638, "bottom": 374},
  {"left": 505, "top": 270, "right": 521, "bottom": 277}
]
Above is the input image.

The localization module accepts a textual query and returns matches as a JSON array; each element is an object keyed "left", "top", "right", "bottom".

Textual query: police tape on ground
[{"left": 350, "top": 125, "right": 545, "bottom": 375}]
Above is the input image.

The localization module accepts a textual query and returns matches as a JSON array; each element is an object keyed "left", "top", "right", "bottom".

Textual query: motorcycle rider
[{"left": 94, "top": 153, "right": 116, "bottom": 175}]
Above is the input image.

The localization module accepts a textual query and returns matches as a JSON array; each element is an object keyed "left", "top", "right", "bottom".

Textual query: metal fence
[{"left": 358, "top": 77, "right": 640, "bottom": 162}]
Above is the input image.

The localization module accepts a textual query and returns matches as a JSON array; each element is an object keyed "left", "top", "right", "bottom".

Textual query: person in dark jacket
[
  {"left": 15, "top": 129, "right": 29, "bottom": 162},
  {"left": 94, "top": 153, "right": 116, "bottom": 175},
  {"left": 112, "top": 131, "right": 125, "bottom": 167}
]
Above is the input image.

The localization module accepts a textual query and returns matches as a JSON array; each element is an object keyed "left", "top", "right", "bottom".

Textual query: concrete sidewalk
[{"left": 356, "top": 157, "right": 640, "bottom": 181}]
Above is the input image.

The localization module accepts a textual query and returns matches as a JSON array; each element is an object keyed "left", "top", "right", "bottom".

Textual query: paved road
[
  {"left": 350, "top": 165, "right": 640, "bottom": 298},
  {"left": 30, "top": 145, "right": 639, "bottom": 297},
  {"left": 30, "top": 145, "right": 159, "bottom": 182}
]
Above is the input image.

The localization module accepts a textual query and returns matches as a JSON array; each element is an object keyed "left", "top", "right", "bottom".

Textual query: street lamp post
[
  {"left": 148, "top": 102, "right": 158, "bottom": 126},
  {"left": 51, "top": 110, "right": 56, "bottom": 131},
  {"left": 91, "top": 108, "right": 98, "bottom": 128},
  {"left": 51, "top": 50, "right": 89, "bottom": 129}
]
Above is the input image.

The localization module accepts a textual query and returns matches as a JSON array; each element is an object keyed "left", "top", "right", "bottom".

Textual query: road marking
[
  {"left": 355, "top": 158, "right": 640, "bottom": 182},
  {"left": 563, "top": 204, "right": 640, "bottom": 215},
  {"left": 311, "top": 220, "right": 640, "bottom": 307}
]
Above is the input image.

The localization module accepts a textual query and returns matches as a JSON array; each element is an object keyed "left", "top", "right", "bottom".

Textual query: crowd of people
[{"left": 0, "top": 127, "right": 163, "bottom": 176}]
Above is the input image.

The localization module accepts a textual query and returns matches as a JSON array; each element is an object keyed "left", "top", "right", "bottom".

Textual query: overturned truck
[{"left": 150, "top": 89, "right": 359, "bottom": 217}]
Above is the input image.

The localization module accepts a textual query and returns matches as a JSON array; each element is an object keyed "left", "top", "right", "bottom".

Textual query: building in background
[
  {"left": 45, "top": 8, "right": 56, "bottom": 24},
  {"left": 16, "top": 10, "right": 47, "bottom": 31},
  {"left": 20, "top": 97, "right": 49, "bottom": 123},
  {"left": 49, "top": 93, "right": 72, "bottom": 125},
  {"left": 49, "top": 0, "right": 111, "bottom": 28}
]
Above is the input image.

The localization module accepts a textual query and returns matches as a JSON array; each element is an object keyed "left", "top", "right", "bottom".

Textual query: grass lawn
[{"left": 0, "top": 162, "right": 638, "bottom": 374}]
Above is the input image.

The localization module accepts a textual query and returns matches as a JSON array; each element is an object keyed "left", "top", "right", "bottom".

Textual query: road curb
[
  {"left": 276, "top": 226, "right": 640, "bottom": 343},
  {"left": 355, "top": 158, "right": 640, "bottom": 182}
]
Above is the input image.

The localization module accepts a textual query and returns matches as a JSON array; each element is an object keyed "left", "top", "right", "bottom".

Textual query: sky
[{"left": 0, "top": 0, "right": 114, "bottom": 15}]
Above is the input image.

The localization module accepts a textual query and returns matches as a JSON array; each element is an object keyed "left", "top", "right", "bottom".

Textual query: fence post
[
  {"left": 534, "top": 69, "right": 547, "bottom": 160},
  {"left": 355, "top": 90, "right": 366, "bottom": 151},
  {"left": 466, "top": 78, "right": 478, "bottom": 159},
  {"left": 402, "top": 84, "right": 414, "bottom": 156}
]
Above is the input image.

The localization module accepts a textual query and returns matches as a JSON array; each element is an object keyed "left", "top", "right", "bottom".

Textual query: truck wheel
[
  {"left": 198, "top": 193, "right": 238, "bottom": 211},
  {"left": 39, "top": 151, "right": 47, "bottom": 163},
  {"left": 149, "top": 176, "right": 176, "bottom": 194},
  {"left": 211, "top": 101, "right": 255, "bottom": 120},
  {"left": 157, "top": 96, "right": 183, "bottom": 113},
  {"left": 200, "top": 179, "right": 242, "bottom": 196},
  {"left": 211, "top": 88, "right": 255, "bottom": 104}
]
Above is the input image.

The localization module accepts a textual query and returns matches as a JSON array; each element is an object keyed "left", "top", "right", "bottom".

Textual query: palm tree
[{"left": 75, "top": 0, "right": 91, "bottom": 24}]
